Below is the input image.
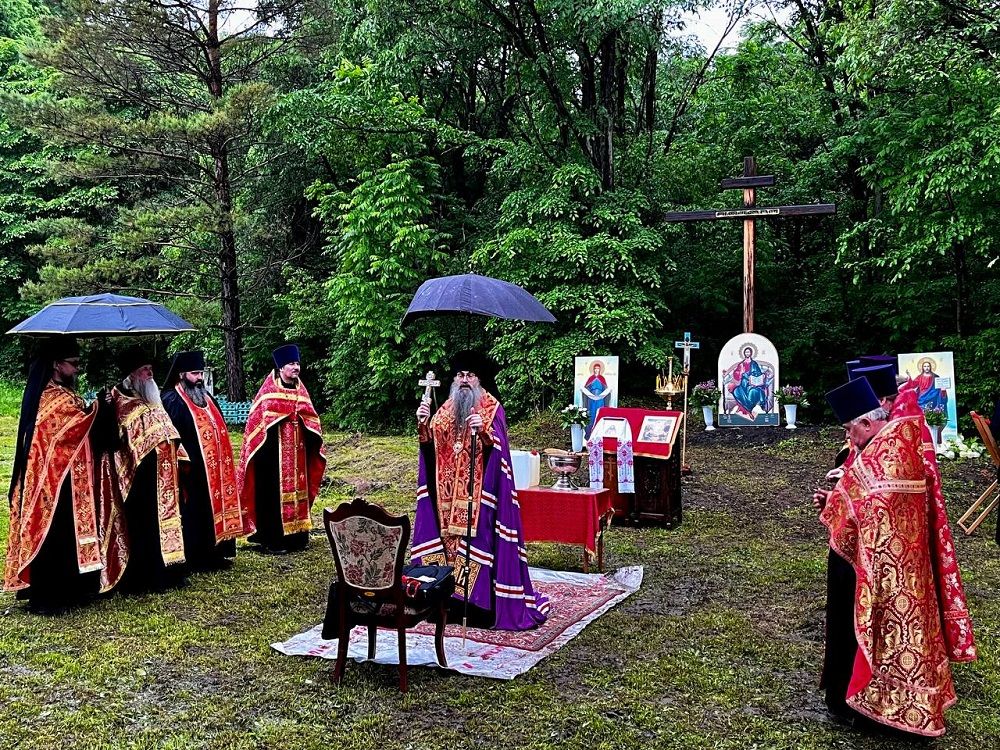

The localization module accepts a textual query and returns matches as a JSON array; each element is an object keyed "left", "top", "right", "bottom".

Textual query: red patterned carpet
[
  {"left": 273, "top": 567, "right": 643, "bottom": 680},
  {"left": 412, "top": 578, "right": 624, "bottom": 651}
]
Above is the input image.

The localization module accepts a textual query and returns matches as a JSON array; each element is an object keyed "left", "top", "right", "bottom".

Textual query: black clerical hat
[
  {"left": 859, "top": 354, "right": 898, "bottom": 377},
  {"left": 272, "top": 344, "right": 300, "bottom": 369},
  {"left": 40, "top": 336, "right": 80, "bottom": 362},
  {"left": 172, "top": 350, "right": 205, "bottom": 373},
  {"left": 850, "top": 364, "right": 898, "bottom": 400},
  {"left": 826, "top": 378, "right": 881, "bottom": 424},
  {"left": 119, "top": 346, "right": 154, "bottom": 377}
]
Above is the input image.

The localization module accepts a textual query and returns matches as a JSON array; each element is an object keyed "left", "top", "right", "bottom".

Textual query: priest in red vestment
[
  {"left": 815, "top": 377, "right": 976, "bottom": 736},
  {"left": 5, "top": 338, "right": 103, "bottom": 613},
  {"left": 161, "top": 351, "right": 243, "bottom": 570},
  {"left": 237, "top": 344, "right": 326, "bottom": 553},
  {"left": 95, "top": 348, "right": 188, "bottom": 592}
]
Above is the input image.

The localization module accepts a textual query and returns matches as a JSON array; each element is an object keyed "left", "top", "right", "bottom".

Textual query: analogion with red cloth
[
  {"left": 237, "top": 372, "right": 326, "bottom": 536},
  {"left": 5, "top": 384, "right": 102, "bottom": 591},
  {"left": 820, "top": 415, "right": 976, "bottom": 736}
]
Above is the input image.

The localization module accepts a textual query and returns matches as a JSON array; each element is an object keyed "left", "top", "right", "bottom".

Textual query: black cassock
[
  {"left": 22, "top": 480, "right": 100, "bottom": 611},
  {"left": 246, "top": 425, "right": 316, "bottom": 552},
  {"left": 162, "top": 390, "right": 236, "bottom": 570}
]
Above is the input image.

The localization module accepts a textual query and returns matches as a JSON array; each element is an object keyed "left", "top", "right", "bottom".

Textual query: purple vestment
[{"left": 411, "top": 393, "right": 548, "bottom": 630}]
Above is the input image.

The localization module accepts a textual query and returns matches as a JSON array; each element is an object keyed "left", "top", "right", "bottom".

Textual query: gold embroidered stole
[
  {"left": 174, "top": 385, "right": 243, "bottom": 542},
  {"left": 4, "top": 384, "right": 101, "bottom": 591},
  {"left": 430, "top": 391, "right": 500, "bottom": 558}
]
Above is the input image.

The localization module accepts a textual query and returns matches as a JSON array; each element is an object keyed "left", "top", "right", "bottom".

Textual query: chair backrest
[
  {"left": 970, "top": 411, "right": 1000, "bottom": 467},
  {"left": 324, "top": 498, "right": 410, "bottom": 595}
]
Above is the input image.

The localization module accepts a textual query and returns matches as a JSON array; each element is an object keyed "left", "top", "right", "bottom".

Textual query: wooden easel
[{"left": 957, "top": 411, "right": 1000, "bottom": 534}]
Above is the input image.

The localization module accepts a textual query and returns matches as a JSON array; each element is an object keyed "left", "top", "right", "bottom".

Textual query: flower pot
[
  {"left": 570, "top": 424, "right": 585, "bottom": 452},
  {"left": 701, "top": 405, "right": 716, "bottom": 431},
  {"left": 784, "top": 403, "right": 798, "bottom": 430}
]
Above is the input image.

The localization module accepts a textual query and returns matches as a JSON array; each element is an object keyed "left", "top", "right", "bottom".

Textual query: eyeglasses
[
  {"left": 454, "top": 371, "right": 478, "bottom": 380},
  {"left": 61, "top": 358, "right": 81, "bottom": 367}
]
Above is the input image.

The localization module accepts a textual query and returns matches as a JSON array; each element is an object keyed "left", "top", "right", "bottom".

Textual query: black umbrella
[{"left": 401, "top": 273, "right": 556, "bottom": 326}]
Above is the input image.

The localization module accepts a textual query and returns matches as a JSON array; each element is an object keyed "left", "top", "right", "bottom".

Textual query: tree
[{"left": 7, "top": 0, "right": 306, "bottom": 398}]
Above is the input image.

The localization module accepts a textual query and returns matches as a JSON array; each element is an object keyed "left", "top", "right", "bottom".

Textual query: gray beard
[
  {"left": 183, "top": 381, "right": 208, "bottom": 407},
  {"left": 450, "top": 381, "right": 482, "bottom": 428},
  {"left": 125, "top": 376, "right": 162, "bottom": 407}
]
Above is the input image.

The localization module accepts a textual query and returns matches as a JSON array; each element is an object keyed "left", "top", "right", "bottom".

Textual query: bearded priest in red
[
  {"left": 814, "top": 377, "right": 976, "bottom": 737},
  {"left": 238, "top": 344, "right": 326, "bottom": 554},
  {"left": 161, "top": 351, "right": 243, "bottom": 570},
  {"left": 5, "top": 338, "right": 102, "bottom": 613},
  {"left": 94, "top": 348, "right": 189, "bottom": 593}
]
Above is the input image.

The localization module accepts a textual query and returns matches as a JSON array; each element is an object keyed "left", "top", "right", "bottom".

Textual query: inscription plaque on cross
[{"left": 664, "top": 156, "right": 836, "bottom": 333}]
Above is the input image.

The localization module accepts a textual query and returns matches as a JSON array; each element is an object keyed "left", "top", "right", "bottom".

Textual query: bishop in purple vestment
[{"left": 411, "top": 351, "right": 548, "bottom": 630}]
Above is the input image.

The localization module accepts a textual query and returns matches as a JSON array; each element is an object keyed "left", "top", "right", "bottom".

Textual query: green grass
[{"left": 1, "top": 395, "right": 998, "bottom": 748}]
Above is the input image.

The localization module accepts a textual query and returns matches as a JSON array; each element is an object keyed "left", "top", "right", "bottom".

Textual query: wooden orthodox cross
[{"left": 663, "top": 157, "right": 836, "bottom": 333}]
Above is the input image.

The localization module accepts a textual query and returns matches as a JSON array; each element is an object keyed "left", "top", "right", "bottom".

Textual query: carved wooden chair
[
  {"left": 957, "top": 411, "right": 1000, "bottom": 535},
  {"left": 322, "top": 498, "right": 448, "bottom": 692}
]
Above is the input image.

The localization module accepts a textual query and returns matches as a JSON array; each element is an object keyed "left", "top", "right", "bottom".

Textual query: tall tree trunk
[
  {"left": 214, "top": 148, "right": 247, "bottom": 400},
  {"left": 207, "top": 0, "right": 246, "bottom": 399}
]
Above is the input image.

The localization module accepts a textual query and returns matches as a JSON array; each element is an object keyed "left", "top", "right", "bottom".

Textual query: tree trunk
[
  {"left": 214, "top": 148, "right": 247, "bottom": 400},
  {"left": 207, "top": 0, "right": 246, "bottom": 400}
]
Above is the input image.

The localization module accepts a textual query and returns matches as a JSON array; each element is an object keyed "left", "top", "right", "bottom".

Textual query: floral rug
[{"left": 271, "top": 566, "right": 643, "bottom": 680}]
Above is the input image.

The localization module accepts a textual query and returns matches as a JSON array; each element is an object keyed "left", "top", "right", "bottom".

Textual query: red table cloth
[{"left": 518, "top": 486, "right": 612, "bottom": 554}]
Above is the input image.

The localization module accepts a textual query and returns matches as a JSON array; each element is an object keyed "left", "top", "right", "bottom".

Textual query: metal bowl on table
[{"left": 542, "top": 449, "right": 586, "bottom": 491}]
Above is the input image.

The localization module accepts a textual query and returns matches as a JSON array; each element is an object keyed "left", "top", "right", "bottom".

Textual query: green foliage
[
  {"left": 474, "top": 157, "right": 672, "bottom": 415},
  {"left": 283, "top": 155, "right": 449, "bottom": 428}
]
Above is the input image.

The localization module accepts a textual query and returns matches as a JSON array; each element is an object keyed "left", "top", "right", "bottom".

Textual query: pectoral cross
[{"left": 664, "top": 156, "right": 836, "bottom": 333}]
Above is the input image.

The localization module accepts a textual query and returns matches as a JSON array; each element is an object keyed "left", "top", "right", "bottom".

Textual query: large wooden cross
[{"left": 664, "top": 156, "right": 836, "bottom": 333}]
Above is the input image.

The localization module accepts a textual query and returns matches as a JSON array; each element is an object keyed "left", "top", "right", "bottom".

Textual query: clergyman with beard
[
  {"left": 5, "top": 337, "right": 103, "bottom": 613},
  {"left": 410, "top": 350, "right": 548, "bottom": 631},
  {"left": 161, "top": 351, "right": 244, "bottom": 570},
  {"left": 95, "top": 347, "right": 189, "bottom": 593},
  {"left": 237, "top": 344, "right": 326, "bottom": 554}
]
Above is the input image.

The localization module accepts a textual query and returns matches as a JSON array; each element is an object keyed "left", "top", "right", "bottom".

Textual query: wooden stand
[{"left": 603, "top": 452, "right": 682, "bottom": 529}]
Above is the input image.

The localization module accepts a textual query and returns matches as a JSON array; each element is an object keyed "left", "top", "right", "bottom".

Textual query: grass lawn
[{"left": 1, "top": 402, "right": 998, "bottom": 749}]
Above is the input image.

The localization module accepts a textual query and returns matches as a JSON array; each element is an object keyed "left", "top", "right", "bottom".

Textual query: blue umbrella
[
  {"left": 7, "top": 293, "right": 196, "bottom": 336},
  {"left": 401, "top": 273, "right": 556, "bottom": 326}
]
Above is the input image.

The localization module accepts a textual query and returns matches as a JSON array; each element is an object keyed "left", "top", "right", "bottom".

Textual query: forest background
[{"left": 0, "top": 0, "right": 997, "bottom": 430}]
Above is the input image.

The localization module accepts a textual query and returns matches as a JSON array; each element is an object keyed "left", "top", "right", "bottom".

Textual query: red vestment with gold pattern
[
  {"left": 821, "top": 414, "right": 976, "bottom": 736},
  {"left": 4, "top": 383, "right": 102, "bottom": 591},
  {"left": 237, "top": 373, "right": 325, "bottom": 536},
  {"left": 170, "top": 385, "right": 243, "bottom": 543},
  {"left": 97, "top": 387, "right": 189, "bottom": 592}
]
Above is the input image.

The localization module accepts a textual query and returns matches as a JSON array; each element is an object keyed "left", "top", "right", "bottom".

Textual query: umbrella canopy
[
  {"left": 401, "top": 273, "right": 556, "bottom": 326},
  {"left": 7, "top": 293, "right": 196, "bottom": 336}
]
